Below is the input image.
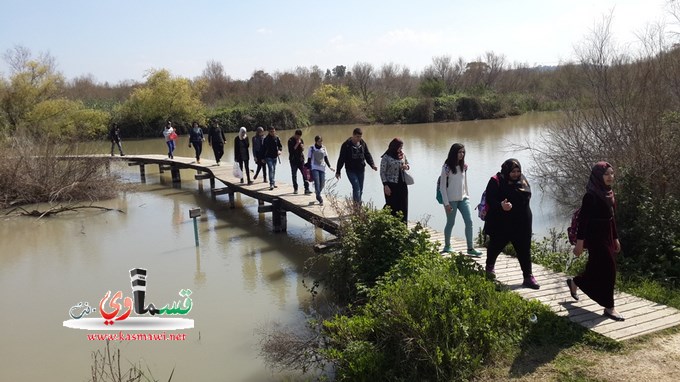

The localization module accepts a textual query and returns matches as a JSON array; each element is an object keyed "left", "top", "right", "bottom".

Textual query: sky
[{"left": 0, "top": 0, "right": 674, "bottom": 84}]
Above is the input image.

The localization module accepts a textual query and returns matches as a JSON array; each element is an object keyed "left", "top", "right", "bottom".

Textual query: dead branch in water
[{"left": 6, "top": 204, "right": 124, "bottom": 218}]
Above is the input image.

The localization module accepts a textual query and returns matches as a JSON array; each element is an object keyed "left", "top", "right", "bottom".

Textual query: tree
[
  {"left": 199, "top": 60, "right": 232, "bottom": 105},
  {"left": 350, "top": 62, "right": 375, "bottom": 104},
  {"left": 423, "top": 55, "right": 462, "bottom": 93},
  {"left": 0, "top": 46, "right": 64, "bottom": 133},
  {"left": 0, "top": 46, "right": 109, "bottom": 139},
  {"left": 310, "top": 84, "right": 364, "bottom": 123},
  {"left": 247, "top": 70, "right": 274, "bottom": 103},
  {"left": 115, "top": 69, "right": 205, "bottom": 137}
]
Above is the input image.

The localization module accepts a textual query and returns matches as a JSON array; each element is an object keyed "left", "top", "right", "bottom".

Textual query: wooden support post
[
  {"left": 210, "top": 177, "right": 215, "bottom": 191},
  {"left": 258, "top": 199, "right": 264, "bottom": 207},
  {"left": 171, "top": 166, "right": 181, "bottom": 183},
  {"left": 272, "top": 198, "right": 287, "bottom": 233},
  {"left": 228, "top": 190, "right": 235, "bottom": 209},
  {"left": 129, "top": 162, "right": 146, "bottom": 183}
]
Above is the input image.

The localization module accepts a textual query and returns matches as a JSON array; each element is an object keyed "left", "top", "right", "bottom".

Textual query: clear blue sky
[{"left": 0, "top": 0, "right": 672, "bottom": 84}]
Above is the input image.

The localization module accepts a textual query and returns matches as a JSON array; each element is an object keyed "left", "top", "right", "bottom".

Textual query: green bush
[
  {"left": 616, "top": 170, "right": 680, "bottom": 286},
  {"left": 433, "top": 94, "right": 461, "bottom": 121},
  {"left": 383, "top": 97, "right": 419, "bottom": 124},
  {"left": 209, "top": 102, "right": 310, "bottom": 132},
  {"left": 325, "top": 207, "right": 436, "bottom": 304},
  {"left": 323, "top": 251, "right": 543, "bottom": 381}
]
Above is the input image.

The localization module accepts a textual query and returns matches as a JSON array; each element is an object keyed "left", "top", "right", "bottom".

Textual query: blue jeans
[
  {"left": 166, "top": 140, "right": 175, "bottom": 158},
  {"left": 443, "top": 198, "right": 474, "bottom": 250},
  {"left": 346, "top": 169, "right": 365, "bottom": 203},
  {"left": 265, "top": 158, "right": 277, "bottom": 186},
  {"left": 312, "top": 169, "right": 325, "bottom": 202}
]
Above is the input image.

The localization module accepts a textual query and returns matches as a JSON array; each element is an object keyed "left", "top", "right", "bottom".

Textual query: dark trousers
[
  {"left": 486, "top": 232, "right": 533, "bottom": 278},
  {"left": 110, "top": 140, "right": 123, "bottom": 155},
  {"left": 290, "top": 162, "right": 309, "bottom": 192},
  {"left": 238, "top": 160, "right": 251, "bottom": 182},
  {"left": 191, "top": 141, "right": 203, "bottom": 160},
  {"left": 212, "top": 144, "right": 224, "bottom": 163},
  {"left": 384, "top": 181, "right": 408, "bottom": 222},
  {"left": 254, "top": 157, "right": 267, "bottom": 181}
]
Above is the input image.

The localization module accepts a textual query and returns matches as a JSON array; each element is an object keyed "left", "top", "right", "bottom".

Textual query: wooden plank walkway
[
  {"left": 98, "top": 154, "right": 680, "bottom": 341},
  {"left": 104, "top": 154, "right": 344, "bottom": 234},
  {"left": 423, "top": 226, "right": 680, "bottom": 341}
]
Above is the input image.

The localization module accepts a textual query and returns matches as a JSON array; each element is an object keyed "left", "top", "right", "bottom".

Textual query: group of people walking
[{"left": 116, "top": 121, "right": 625, "bottom": 321}]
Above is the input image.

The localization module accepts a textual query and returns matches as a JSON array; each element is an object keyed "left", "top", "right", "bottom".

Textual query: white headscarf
[{"left": 239, "top": 126, "right": 247, "bottom": 139}]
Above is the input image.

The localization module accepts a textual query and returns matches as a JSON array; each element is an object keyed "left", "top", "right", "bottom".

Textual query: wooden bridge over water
[{"left": 96, "top": 154, "right": 680, "bottom": 341}]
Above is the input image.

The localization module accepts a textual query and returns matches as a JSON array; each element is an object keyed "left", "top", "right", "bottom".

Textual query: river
[{"left": 0, "top": 112, "right": 565, "bottom": 381}]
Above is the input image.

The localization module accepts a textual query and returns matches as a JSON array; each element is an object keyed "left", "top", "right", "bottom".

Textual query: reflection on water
[
  {"left": 0, "top": 112, "right": 565, "bottom": 381},
  {"left": 0, "top": 183, "right": 321, "bottom": 381}
]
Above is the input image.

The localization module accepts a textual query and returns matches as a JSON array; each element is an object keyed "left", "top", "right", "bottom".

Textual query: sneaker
[
  {"left": 216, "top": 162, "right": 220, "bottom": 166},
  {"left": 441, "top": 246, "right": 452, "bottom": 253},
  {"left": 485, "top": 265, "right": 495, "bottom": 276},
  {"left": 467, "top": 248, "right": 482, "bottom": 257},
  {"left": 523, "top": 275, "right": 540, "bottom": 290},
  {"left": 197, "top": 159, "right": 201, "bottom": 164},
  {"left": 253, "top": 174, "right": 258, "bottom": 180},
  {"left": 269, "top": 186, "right": 274, "bottom": 190},
  {"left": 293, "top": 189, "right": 298, "bottom": 194},
  {"left": 120, "top": 154, "right": 125, "bottom": 157},
  {"left": 247, "top": 181, "right": 253, "bottom": 185},
  {"left": 274, "top": 185, "right": 278, "bottom": 188},
  {"left": 304, "top": 189, "right": 313, "bottom": 195},
  {"left": 240, "top": 178, "right": 244, "bottom": 184}
]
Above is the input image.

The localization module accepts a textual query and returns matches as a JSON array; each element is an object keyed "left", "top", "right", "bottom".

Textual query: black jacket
[
  {"left": 335, "top": 138, "right": 375, "bottom": 174},
  {"left": 482, "top": 174, "right": 532, "bottom": 237},
  {"left": 261, "top": 134, "right": 282, "bottom": 159},
  {"left": 287, "top": 136, "right": 305, "bottom": 164},
  {"left": 234, "top": 136, "right": 250, "bottom": 162},
  {"left": 207, "top": 126, "right": 226, "bottom": 146}
]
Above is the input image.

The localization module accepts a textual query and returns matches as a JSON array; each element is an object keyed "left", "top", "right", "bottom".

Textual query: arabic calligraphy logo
[{"left": 63, "top": 268, "right": 194, "bottom": 331}]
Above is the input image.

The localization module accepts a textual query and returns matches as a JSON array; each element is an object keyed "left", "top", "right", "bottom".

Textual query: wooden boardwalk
[
  {"left": 104, "top": 154, "right": 680, "bottom": 341},
  {"left": 425, "top": 226, "right": 680, "bottom": 341}
]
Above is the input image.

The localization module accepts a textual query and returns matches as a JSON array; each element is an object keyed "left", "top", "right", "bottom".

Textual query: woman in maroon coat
[{"left": 566, "top": 162, "right": 624, "bottom": 321}]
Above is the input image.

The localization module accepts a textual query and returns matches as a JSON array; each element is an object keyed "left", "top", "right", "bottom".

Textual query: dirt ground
[
  {"left": 479, "top": 329, "right": 680, "bottom": 381},
  {"left": 590, "top": 331, "right": 680, "bottom": 382}
]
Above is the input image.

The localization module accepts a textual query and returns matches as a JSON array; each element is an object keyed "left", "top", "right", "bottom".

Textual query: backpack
[
  {"left": 567, "top": 208, "right": 581, "bottom": 245},
  {"left": 475, "top": 175, "right": 499, "bottom": 221}
]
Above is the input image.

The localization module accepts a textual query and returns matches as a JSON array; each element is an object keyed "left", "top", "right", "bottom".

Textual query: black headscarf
[
  {"left": 499, "top": 158, "right": 531, "bottom": 195},
  {"left": 382, "top": 138, "right": 404, "bottom": 160},
  {"left": 586, "top": 161, "right": 615, "bottom": 207}
]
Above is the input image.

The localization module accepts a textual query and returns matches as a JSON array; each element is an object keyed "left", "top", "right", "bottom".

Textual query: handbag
[
  {"left": 233, "top": 163, "right": 243, "bottom": 179},
  {"left": 403, "top": 170, "right": 414, "bottom": 185},
  {"left": 169, "top": 131, "right": 178, "bottom": 141},
  {"left": 303, "top": 163, "right": 313, "bottom": 182}
]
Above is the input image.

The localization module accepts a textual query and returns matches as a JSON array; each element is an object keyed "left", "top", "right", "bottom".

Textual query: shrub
[
  {"left": 383, "top": 97, "right": 419, "bottom": 124},
  {"left": 324, "top": 207, "right": 436, "bottom": 304},
  {"left": 323, "top": 252, "right": 543, "bottom": 381},
  {"left": 616, "top": 170, "right": 680, "bottom": 285},
  {"left": 209, "top": 102, "right": 310, "bottom": 132},
  {"left": 433, "top": 94, "right": 461, "bottom": 121},
  {"left": 0, "top": 133, "right": 123, "bottom": 208}
]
